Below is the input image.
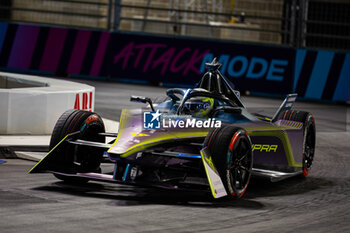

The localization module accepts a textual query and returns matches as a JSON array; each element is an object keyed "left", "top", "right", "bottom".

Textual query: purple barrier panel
[
  {"left": 7, "top": 25, "right": 40, "bottom": 69},
  {"left": 39, "top": 27, "right": 68, "bottom": 72},
  {"left": 67, "top": 30, "right": 92, "bottom": 74},
  {"left": 90, "top": 32, "right": 110, "bottom": 76}
]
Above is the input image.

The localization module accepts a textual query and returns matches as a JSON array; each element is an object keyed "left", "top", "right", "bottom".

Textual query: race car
[{"left": 29, "top": 59, "right": 316, "bottom": 199}]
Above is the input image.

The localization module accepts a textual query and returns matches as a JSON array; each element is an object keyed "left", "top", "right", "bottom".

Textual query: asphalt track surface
[{"left": 1, "top": 79, "right": 350, "bottom": 233}]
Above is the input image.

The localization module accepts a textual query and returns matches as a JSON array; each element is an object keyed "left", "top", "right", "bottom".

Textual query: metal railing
[
  {"left": 300, "top": 0, "right": 350, "bottom": 51},
  {"left": 115, "top": 0, "right": 287, "bottom": 45},
  {"left": 0, "top": 0, "right": 349, "bottom": 51},
  {"left": 0, "top": 0, "right": 112, "bottom": 29}
]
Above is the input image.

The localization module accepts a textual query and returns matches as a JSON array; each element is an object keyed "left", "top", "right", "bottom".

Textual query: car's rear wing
[{"left": 271, "top": 94, "right": 298, "bottom": 122}]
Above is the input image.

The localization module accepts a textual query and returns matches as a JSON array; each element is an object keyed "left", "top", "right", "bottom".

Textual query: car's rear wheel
[
  {"left": 204, "top": 125, "right": 253, "bottom": 198},
  {"left": 50, "top": 109, "right": 105, "bottom": 183},
  {"left": 279, "top": 110, "right": 316, "bottom": 176}
]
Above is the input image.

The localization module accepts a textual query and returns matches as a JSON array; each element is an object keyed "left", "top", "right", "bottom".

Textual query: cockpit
[{"left": 152, "top": 59, "right": 257, "bottom": 123}]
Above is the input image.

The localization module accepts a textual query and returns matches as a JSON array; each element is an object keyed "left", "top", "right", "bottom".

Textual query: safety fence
[{"left": 0, "top": 0, "right": 349, "bottom": 51}]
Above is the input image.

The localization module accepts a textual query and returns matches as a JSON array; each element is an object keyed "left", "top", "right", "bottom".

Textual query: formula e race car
[{"left": 29, "top": 59, "right": 316, "bottom": 199}]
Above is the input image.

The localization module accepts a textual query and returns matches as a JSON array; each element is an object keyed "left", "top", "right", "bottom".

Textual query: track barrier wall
[
  {"left": 0, "top": 22, "right": 349, "bottom": 102},
  {"left": 0, "top": 72, "right": 94, "bottom": 134}
]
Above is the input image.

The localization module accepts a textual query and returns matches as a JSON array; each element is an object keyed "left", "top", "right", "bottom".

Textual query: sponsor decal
[
  {"left": 204, "top": 155, "right": 216, "bottom": 171},
  {"left": 74, "top": 92, "right": 93, "bottom": 111},
  {"left": 114, "top": 42, "right": 209, "bottom": 75},
  {"left": 200, "top": 53, "right": 289, "bottom": 81},
  {"left": 252, "top": 144, "right": 278, "bottom": 152},
  {"left": 143, "top": 111, "right": 221, "bottom": 129}
]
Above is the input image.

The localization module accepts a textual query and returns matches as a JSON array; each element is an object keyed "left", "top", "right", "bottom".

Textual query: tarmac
[{"left": 1, "top": 78, "right": 349, "bottom": 233}]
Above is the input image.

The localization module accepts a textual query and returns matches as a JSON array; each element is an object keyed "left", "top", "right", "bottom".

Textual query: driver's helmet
[{"left": 185, "top": 90, "right": 214, "bottom": 117}]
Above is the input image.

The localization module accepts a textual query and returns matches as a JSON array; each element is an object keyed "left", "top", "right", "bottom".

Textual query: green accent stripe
[
  {"left": 109, "top": 109, "right": 208, "bottom": 157},
  {"left": 120, "top": 134, "right": 207, "bottom": 158},
  {"left": 107, "top": 109, "right": 129, "bottom": 153},
  {"left": 200, "top": 149, "right": 217, "bottom": 198},
  {"left": 28, "top": 134, "right": 69, "bottom": 173}
]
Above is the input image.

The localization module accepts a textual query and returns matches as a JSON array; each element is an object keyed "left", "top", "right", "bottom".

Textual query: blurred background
[
  {"left": 1, "top": 0, "right": 349, "bottom": 50},
  {"left": 0, "top": 0, "right": 349, "bottom": 102}
]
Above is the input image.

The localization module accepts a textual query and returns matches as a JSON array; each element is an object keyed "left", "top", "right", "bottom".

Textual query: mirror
[{"left": 130, "top": 96, "right": 155, "bottom": 111}]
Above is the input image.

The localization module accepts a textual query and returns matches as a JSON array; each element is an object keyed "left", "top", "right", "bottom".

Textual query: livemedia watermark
[{"left": 143, "top": 110, "right": 222, "bottom": 129}]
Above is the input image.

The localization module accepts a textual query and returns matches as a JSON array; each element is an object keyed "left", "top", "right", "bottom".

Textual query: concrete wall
[{"left": 0, "top": 72, "right": 95, "bottom": 135}]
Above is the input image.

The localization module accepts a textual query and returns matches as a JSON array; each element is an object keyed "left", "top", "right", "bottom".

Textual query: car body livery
[{"left": 29, "top": 59, "right": 316, "bottom": 199}]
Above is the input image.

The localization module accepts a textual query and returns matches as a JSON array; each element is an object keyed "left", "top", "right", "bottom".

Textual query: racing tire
[
  {"left": 204, "top": 125, "right": 253, "bottom": 198},
  {"left": 50, "top": 109, "right": 105, "bottom": 183},
  {"left": 279, "top": 110, "right": 316, "bottom": 177}
]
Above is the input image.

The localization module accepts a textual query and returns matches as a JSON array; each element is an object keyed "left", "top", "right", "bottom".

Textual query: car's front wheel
[
  {"left": 204, "top": 125, "right": 253, "bottom": 198},
  {"left": 49, "top": 109, "right": 105, "bottom": 183}
]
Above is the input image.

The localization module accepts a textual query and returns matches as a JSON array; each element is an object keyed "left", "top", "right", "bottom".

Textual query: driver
[{"left": 184, "top": 95, "right": 214, "bottom": 118}]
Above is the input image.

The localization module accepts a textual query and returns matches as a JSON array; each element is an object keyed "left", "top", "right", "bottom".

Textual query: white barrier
[{"left": 0, "top": 72, "right": 94, "bottom": 135}]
